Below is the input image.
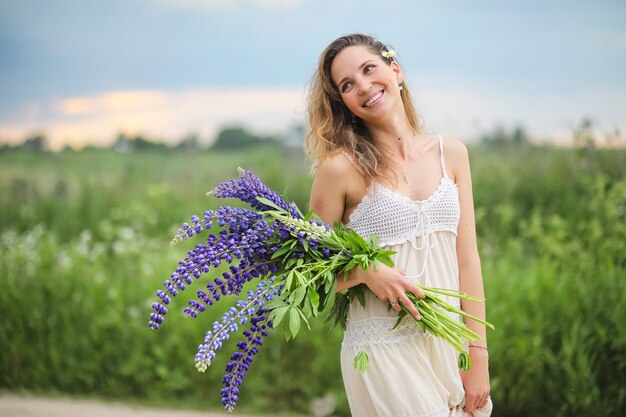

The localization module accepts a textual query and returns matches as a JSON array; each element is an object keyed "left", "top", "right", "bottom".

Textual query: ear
[{"left": 390, "top": 60, "right": 404, "bottom": 85}]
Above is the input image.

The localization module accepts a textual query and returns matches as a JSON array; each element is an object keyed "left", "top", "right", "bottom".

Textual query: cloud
[
  {"left": 1, "top": 87, "right": 307, "bottom": 150},
  {"left": 55, "top": 91, "right": 170, "bottom": 115}
]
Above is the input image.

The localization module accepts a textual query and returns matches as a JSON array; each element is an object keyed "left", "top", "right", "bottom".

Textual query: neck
[{"left": 368, "top": 116, "right": 416, "bottom": 159}]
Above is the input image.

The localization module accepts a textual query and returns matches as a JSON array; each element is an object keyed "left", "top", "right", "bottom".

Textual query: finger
[
  {"left": 413, "top": 286, "right": 426, "bottom": 299},
  {"left": 463, "top": 396, "right": 477, "bottom": 413},
  {"left": 479, "top": 394, "right": 490, "bottom": 408},
  {"left": 475, "top": 397, "right": 485, "bottom": 410},
  {"left": 399, "top": 295, "right": 421, "bottom": 319},
  {"left": 407, "top": 283, "right": 425, "bottom": 299},
  {"left": 403, "top": 285, "right": 425, "bottom": 303}
]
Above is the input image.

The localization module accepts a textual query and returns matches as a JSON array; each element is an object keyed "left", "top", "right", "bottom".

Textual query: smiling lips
[{"left": 363, "top": 90, "right": 383, "bottom": 107}]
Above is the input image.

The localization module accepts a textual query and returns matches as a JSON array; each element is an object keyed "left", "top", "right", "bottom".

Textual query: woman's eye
[
  {"left": 341, "top": 82, "right": 353, "bottom": 93},
  {"left": 364, "top": 65, "right": 375, "bottom": 74}
]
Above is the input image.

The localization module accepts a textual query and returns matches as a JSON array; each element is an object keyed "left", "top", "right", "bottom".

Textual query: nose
[{"left": 356, "top": 77, "right": 371, "bottom": 95}]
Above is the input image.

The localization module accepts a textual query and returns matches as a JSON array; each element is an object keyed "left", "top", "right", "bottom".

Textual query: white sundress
[{"left": 341, "top": 135, "right": 493, "bottom": 417}]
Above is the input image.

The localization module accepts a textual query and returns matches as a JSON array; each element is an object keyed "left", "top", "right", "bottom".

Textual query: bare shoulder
[
  {"left": 315, "top": 150, "right": 355, "bottom": 178},
  {"left": 441, "top": 136, "right": 470, "bottom": 181},
  {"left": 313, "top": 150, "right": 362, "bottom": 192},
  {"left": 442, "top": 136, "right": 469, "bottom": 158},
  {"left": 310, "top": 150, "right": 367, "bottom": 224}
]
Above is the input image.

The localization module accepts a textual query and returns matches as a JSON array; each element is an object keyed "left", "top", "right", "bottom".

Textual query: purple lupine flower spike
[
  {"left": 170, "top": 207, "right": 262, "bottom": 246},
  {"left": 194, "top": 278, "right": 281, "bottom": 377},
  {"left": 208, "top": 167, "right": 296, "bottom": 215},
  {"left": 154, "top": 206, "right": 278, "bottom": 328},
  {"left": 218, "top": 278, "right": 280, "bottom": 412}
]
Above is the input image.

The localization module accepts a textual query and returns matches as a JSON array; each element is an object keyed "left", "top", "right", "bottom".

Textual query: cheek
[{"left": 341, "top": 93, "right": 359, "bottom": 110}]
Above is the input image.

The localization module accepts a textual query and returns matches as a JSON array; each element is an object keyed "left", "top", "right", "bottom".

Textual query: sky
[{"left": 1, "top": 0, "right": 625, "bottom": 150}]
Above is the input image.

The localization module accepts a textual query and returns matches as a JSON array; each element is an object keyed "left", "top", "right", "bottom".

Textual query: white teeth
[{"left": 364, "top": 91, "right": 382, "bottom": 107}]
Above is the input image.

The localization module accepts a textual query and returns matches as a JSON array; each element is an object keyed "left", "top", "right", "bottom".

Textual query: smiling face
[{"left": 330, "top": 45, "right": 404, "bottom": 125}]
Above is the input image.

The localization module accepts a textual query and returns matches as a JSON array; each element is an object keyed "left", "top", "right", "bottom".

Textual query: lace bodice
[
  {"left": 347, "top": 135, "right": 460, "bottom": 242},
  {"left": 346, "top": 135, "right": 460, "bottom": 278}
]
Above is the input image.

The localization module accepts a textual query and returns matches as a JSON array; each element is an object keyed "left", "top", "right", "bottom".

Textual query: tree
[
  {"left": 21, "top": 134, "right": 47, "bottom": 152},
  {"left": 211, "top": 126, "right": 277, "bottom": 150},
  {"left": 480, "top": 125, "right": 528, "bottom": 147},
  {"left": 112, "top": 133, "right": 169, "bottom": 153},
  {"left": 175, "top": 133, "right": 200, "bottom": 151}
]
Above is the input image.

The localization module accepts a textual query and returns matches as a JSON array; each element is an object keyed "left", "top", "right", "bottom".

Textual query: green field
[{"left": 1, "top": 143, "right": 624, "bottom": 416}]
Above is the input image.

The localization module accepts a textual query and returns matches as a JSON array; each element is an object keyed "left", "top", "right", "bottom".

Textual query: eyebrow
[{"left": 336, "top": 60, "right": 376, "bottom": 89}]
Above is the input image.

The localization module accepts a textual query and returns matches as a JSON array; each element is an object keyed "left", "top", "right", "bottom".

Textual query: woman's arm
[
  {"left": 449, "top": 138, "right": 491, "bottom": 412},
  {"left": 454, "top": 140, "right": 488, "bottom": 345},
  {"left": 308, "top": 153, "right": 423, "bottom": 318},
  {"left": 308, "top": 153, "right": 368, "bottom": 293}
]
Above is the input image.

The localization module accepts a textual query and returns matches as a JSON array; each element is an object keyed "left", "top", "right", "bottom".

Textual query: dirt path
[{"left": 0, "top": 393, "right": 266, "bottom": 417}]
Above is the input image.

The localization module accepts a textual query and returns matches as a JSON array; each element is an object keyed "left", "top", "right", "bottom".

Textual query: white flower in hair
[{"left": 381, "top": 49, "right": 398, "bottom": 59}]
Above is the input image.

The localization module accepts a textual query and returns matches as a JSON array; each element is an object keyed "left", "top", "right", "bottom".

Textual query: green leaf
[
  {"left": 368, "top": 234, "right": 381, "bottom": 248},
  {"left": 392, "top": 311, "right": 407, "bottom": 329},
  {"left": 291, "top": 286, "right": 306, "bottom": 306},
  {"left": 326, "top": 292, "right": 348, "bottom": 330},
  {"left": 256, "top": 196, "right": 285, "bottom": 211},
  {"left": 354, "top": 285, "right": 366, "bottom": 307},
  {"left": 265, "top": 299, "right": 288, "bottom": 310},
  {"left": 379, "top": 256, "right": 395, "bottom": 267},
  {"left": 294, "top": 270, "right": 305, "bottom": 285},
  {"left": 284, "top": 271, "right": 295, "bottom": 291},
  {"left": 344, "top": 258, "right": 359, "bottom": 272},
  {"left": 353, "top": 350, "right": 369, "bottom": 373},
  {"left": 288, "top": 308, "right": 301, "bottom": 338},
  {"left": 271, "top": 243, "right": 293, "bottom": 260},
  {"left": 326, "top": 281, "right": 337, "bottom": 310},
  {"left": 302, "top": 297, "right": 313, "bottom": 318},
  {"left": 296, "top": 308, "right": 311, "bottom": 330},
  {"left": 324, "top": 273, "right": 335, "bottom": 293},
  {"left": 268, "top": 306, "right": 289, "bottom": 328},
  {"left": 309, "top": 287, "right": 320, "bottom": 313}
]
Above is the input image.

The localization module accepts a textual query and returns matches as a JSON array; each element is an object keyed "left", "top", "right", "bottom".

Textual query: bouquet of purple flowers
[{"left": 148, "top": 168, "right": 493, "bottom": 412}]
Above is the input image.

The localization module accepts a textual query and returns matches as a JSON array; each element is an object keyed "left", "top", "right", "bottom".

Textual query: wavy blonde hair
[{"left": 304, "top": 33, "right": 421, "bottom": 184}]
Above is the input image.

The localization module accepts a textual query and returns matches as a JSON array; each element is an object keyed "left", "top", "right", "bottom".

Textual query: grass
[{"left": 1, "top": 144, "right": 624, "bottom": 416}]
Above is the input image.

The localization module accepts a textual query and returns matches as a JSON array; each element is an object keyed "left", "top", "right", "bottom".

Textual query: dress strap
[{"left": 437, "top": 134, "right": 449, "bottom": 179}]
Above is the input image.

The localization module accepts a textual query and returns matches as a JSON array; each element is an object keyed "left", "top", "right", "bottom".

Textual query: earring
[
  {"left": 351, "top": 115, "right": 357, "bottom": 126},
  {"left": 398, "top": 84, "right": 404, "bottom": 91}
]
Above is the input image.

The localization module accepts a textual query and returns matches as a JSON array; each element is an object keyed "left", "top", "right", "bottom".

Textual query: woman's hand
[
  {"left": 460, "top": 348, "right": 490, "bottom": 413},
  {"left": 356, "top": 263, "right": 425, "bottom": 319}
]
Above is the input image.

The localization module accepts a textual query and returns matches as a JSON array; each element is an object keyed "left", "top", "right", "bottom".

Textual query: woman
[{"left": 305, "top": 34, "right": 492, "bottom": 417}]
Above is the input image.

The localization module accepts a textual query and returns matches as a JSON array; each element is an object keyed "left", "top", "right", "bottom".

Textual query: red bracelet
[{"left": 468, "top": 344, "right": 488, "bottom": 351}]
